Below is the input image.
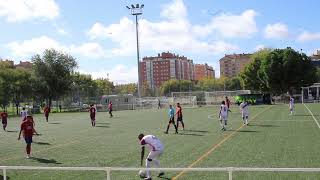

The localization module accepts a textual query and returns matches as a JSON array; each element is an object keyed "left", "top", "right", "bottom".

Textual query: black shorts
[
  {"left": 169, "top": 117, "right": 175, "bottom": 124},
  {"left": 25, "top": 137, "right": 33, "bottom": 144},
  {"left": 177, "top": 117, "right": 183, "bottom": 121}
]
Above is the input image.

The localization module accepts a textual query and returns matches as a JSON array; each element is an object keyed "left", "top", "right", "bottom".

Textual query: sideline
[{"left": 303, "top": 104, "right": 320, "bottom": 129}]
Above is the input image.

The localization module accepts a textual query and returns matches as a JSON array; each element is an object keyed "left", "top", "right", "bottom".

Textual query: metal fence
[{"left": 1, "top": 166, "right": 320, "bottom": 180}]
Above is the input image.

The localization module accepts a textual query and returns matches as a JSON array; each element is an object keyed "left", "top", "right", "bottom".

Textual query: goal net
[{"left": 204, "top": 90, "right": 251, "bottom": 105}]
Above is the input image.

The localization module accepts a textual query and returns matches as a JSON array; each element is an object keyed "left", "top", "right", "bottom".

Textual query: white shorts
[
  {"left": 220, "top": 115, "right": 228, "bottom": 121},
  {"left": 242, "top": 112, "right": 249, "bottom": 117},
  {"left": 147, "top": 150, "right": 163, "bottom": 160},
  {"left": 289, "top": 104, "right": 294, "bottom": 110}
]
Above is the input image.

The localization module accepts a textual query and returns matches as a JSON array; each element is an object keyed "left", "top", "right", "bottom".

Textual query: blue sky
[{"left": 0, "top": 0, "right": 319, "bottom": 84}]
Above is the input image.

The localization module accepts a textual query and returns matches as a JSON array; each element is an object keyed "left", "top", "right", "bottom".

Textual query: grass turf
[{"left": 1, "top": 104, "right": 320, "bottom": 180}]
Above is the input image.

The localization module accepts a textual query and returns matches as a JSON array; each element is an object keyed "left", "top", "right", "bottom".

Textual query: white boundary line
[{"left": 303, "top": 104, "right": 320, "bottom": 129}]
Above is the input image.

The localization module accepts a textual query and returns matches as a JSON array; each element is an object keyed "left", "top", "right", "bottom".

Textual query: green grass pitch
[{"left": 1, "top": 104, "right": 320, "bottom": 180}]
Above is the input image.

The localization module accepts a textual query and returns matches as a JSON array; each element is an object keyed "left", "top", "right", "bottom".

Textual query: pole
[{"left": 135, "top": 15, "right": 141, "bottom": 98}]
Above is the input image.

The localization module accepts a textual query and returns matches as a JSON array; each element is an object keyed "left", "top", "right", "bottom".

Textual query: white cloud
[
  {"left": 6, "top": 36, "right": 107, "bottom": 58},
  {"left": 198, "top": 9, "right": 258, "bottom": 38},
  {"left": 70, "top": 43, "right": 106, "bottom": 58},
  {"left": 160, "top": 0, "right": 187, "bottom": 21},
  {"left": 87, "top": 0, "right": 242, "bottom": 56},
  {"left": 7, "top": 36, "right": 63, "bottom": 57},
  {"left": 0, "top": 0, "right": 59, "bottom": 22},
  {"left": 297, "top": 31, "right": 320, "bottom": 42},
  {"left": 264, "top": 23, "right": 289, "bottom": 39},
  {"left": 254, "top": 44, "right": 265, "bottom": 51},
  {"left": 80, "top": 65, "right": 138, "bottom": 84}
]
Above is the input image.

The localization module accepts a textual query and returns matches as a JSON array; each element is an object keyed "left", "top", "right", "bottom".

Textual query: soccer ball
[{"left": 138, "top": 170, "right": 146, "bottom": 178}]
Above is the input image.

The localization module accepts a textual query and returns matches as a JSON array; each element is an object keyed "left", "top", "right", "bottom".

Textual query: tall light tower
[{"left": 126, "top": 4, "right": 144, "bottom": 98}]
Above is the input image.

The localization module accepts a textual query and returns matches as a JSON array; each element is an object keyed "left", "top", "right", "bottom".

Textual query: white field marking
[{"left": 303, "top": 104, "right": 320, "bottom": 129}]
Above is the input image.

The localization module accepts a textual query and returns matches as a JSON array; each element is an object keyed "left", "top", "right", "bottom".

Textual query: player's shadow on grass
[
  {"left": 183, "top": 130, "right": 208, "bottom": 133},
  {"left": 32, "top": 157, "right": 61, "bottom": 164},
  {"left": 0, "top": 175, "right": 10, "bottom": 179},
  {"left": 34, "top": 141, "right": 51, "bottom": 145},
  {"left": 6, "top": 130, "right": 18, "bottom": 133},
  {"left": 228, "top": 130, "right": 259, "bottom": 133},
  {"left": 49, "top": 122, "right": 61, "bottom": 124},
  {"left": 159, "top": 176, "right": 171, "bottom": 180},
  {"left": 179, "top": 133, "right": 204, "bottom": 136},
  {"left": 249, "top": 124, "right": 280, "bottom": 128},
  {"left": 95, "top": 125, "right": 110, "bottom": 128}
]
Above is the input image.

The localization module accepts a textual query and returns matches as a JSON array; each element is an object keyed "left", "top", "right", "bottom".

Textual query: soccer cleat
[
  {"left": 164, "top": 131, "right": 168, "bottom": 134},
  {"left": 26, "top": 155, "right": 30, "bottom": 159},
  {"left": 144, "top": 177, "right": 152, "bottom": 180},
  {"left": 158, "top": 172, "right": 165, "bottom": 177}
]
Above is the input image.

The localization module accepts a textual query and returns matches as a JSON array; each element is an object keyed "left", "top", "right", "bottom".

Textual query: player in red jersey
[
  {"left": 1, "top": 110, "right": 8, "bottom": 131},
  {"left": 108, "top": 101, "right": 113, "bottom": 118},
  {"left": 44, "top": 105, "right": 51, "bottom": 122},
  {"left": 89, "top": 104, "right": 96, "bottom": 127},
  {"left": 18, "top": 115, "right": 39, "bottom": 158},
  {"left": 175, "top": 103, "right": 185, "bottom": 130},
  {"left": 225, "top": 96, "right": 232, "bottom": 112}
]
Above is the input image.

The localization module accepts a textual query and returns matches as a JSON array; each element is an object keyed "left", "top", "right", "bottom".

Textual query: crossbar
[{"left": 1, "top": 166, "right": 320, "bottom": 180}]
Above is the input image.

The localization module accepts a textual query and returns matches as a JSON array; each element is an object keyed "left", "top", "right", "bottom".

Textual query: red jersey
[
  {"left": 1, "top": 112, "right": 8, "bottom": 121},
  {"left": 20, "top": 120, "right": 34, "bottom": 138},
  {"left": 89, "top": 107, "right": 96, "bottom": 115},
  {"left": 176, "top": 106, "right": 183, "bottom": 118},
  {"left": 226, "top": 99, "right": 231, "bottom": 108},
  {"left": 44, "top": 107, "right": 50, "bottom": 114},
  {"left": 108, "top": 103, "right": 112, "bottom": 110}
]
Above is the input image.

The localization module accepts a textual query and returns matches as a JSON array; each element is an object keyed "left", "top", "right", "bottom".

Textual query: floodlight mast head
[{"left": 127, "top": 4, "right": 144, "bottom": 15}]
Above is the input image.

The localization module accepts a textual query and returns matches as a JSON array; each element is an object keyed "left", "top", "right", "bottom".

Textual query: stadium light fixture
[{"left": 126, "top": 4, "right": 144, "bottom": 98}]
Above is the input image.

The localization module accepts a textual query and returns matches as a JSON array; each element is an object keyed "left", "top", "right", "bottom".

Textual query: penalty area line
[
  {"left": 173, "top": 105, "right": 273, "bottom": 180},
  {"left": 303, "top": 104, "right": 320, "bottom": 129}
]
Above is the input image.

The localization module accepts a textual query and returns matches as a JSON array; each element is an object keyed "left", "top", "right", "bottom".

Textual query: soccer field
[{"left": 1, "top": 104, "right": 320, "bottom": 180}]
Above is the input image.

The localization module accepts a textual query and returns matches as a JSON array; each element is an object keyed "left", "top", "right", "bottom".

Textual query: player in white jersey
[
  {"left": 20, "top": 107, "right": 28, "bottom": 121},
  {"left": 138, "top": 134, "right": 164, "bottom": 180},
  {"left": 240, "top": 101, "right": 249, "bottom": 125},
  {"left": 289, "top": 96, "right": 294, "bottom": 115},
  {"left": 219, "top": 101, "right": 228, "bottom": 131}
]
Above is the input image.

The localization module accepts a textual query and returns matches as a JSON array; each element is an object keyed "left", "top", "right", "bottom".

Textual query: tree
[
  {"left": 95, "top": 78, "right": 114, "bottom": 96},
  {"left": 114, "top": 83, "right": 137, "bottom": 95},
  {"left": 160, "top": 79, "right": 192, "bottom": 95},
  {"left": 240, "top": 48, "right": 317, "bottom": 95},
  {"left": 32, "top": 49, "right": 77, "bottom": 105},
  {"left": 225, "top": 77, "right": 243, "bottom": 90},
  {"left": 0, "top": 66, "right": 32, "bottom": 111}
]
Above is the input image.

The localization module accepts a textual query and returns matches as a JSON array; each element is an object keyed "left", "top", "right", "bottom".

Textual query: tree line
[{"left": 0, "top": 47, "right": 318, "bottom": 110}]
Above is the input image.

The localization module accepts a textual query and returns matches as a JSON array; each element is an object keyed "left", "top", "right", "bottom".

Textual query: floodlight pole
[
  {"left": 135, "top": 14, "right": 141, "bottom": 98},
  {"left": 127, "top": 4, "right": 144, "bottom": 99}
]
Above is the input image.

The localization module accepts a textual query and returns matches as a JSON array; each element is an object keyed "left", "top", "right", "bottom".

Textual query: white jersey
[
  {"left": 240, "top": 102, "right": 249, "bottom": 115},
  {"left": 219, "top": 104, "right": 228, "bottom": 117},
  {"left": 140, "top": 135, "right": 164, "bottom": 151},
  {"left": 289, "top": 98, "right": 294, "bottom": 105},
  {"left": 20, "top": 110, "right": 28, "bottom": 119}
]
